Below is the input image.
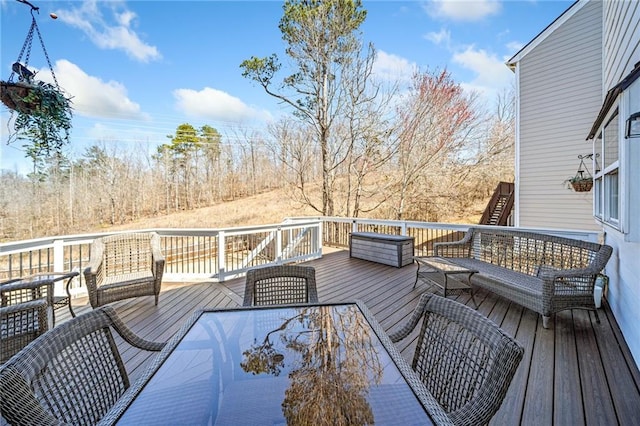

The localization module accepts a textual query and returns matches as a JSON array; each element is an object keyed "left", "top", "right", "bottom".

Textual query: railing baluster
[{"left": 1, "top": 219, "right": 598, "bottom": 293}]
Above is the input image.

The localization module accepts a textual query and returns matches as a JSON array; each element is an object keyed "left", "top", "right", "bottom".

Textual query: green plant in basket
[
  {"left": 567, "top": 175, "right": 593, "bottom": 192},
  {"left": 3, "top": 80, "right": 73, "bottom": 156}
]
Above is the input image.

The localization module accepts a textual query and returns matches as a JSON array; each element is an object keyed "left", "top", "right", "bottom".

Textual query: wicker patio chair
[
  {"left": 1, "top": 278, "right": 54, "bottom": 364},
  {"left": 389, "top": 293, "right": 524, "bottom": 426},
  {"left": 243, "top": 265, "right": 318, "bottom": 306},
  {"left": 84, "top": 232, "right": 165, "bottom": 312},
  {"left": 0, "top": 305, "right": 165, "bottom": 425}
]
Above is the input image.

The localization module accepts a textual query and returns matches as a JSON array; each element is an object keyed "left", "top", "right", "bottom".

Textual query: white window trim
[{"left": 593, "top": 94, "right": 630, "bottom": 233}]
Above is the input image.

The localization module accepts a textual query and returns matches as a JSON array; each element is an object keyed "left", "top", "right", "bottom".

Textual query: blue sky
[{"left": 1, "top": 0, "right": 573, "bottom": 174}]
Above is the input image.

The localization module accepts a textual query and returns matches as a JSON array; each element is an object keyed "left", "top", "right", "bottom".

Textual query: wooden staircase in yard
[{"left": 479, "top": 182, "right": 514, "bottom": 226}]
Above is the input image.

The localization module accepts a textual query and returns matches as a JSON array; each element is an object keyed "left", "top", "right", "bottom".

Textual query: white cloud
[
  {"left": 425, "top": 0, "right": 501, "bottom": 22},
  {"left": 425, "top": 28, "right": 451, "bottom": 47},
  {"left": 36, "top": 59, "right": 147, "bottom": 120},
  {"left": 452, "top": 45, "right": 514, "bottom": 104},
  {"left": 173, "top": 87, "right": 271, "bottom": 123},
  {"left": 506, "top": 41, "right": 524, "bottom": 55},
  {"left": 372, "top": 50, "right": 416, "bottom": 82},
  {"left": 55, "top": 0, "right": 160, "bottom": 63}
]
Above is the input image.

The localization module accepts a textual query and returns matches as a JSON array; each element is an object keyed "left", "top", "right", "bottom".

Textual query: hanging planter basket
[
  {"left": 570, "top": 178, "right": 593, "bottom": 192},
  {"left": 2, "top": 78, "right": 73, "bottom": 155},
  {"left": 2, "top": 2, "right": 73, "bottom": 158},
  {"left": 1, "top": 81, "right": 50, "bottom": 115},
  {"left": 1, "top": 80, "right": 72, "bottom": 117},
  {"left": 566, "top": 154, "right": 597, "bottom": 193}
]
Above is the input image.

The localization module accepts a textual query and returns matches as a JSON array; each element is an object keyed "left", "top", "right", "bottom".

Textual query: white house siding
[
  {"left": 516, "top": 0, "right": 602, "bottom": 230},
  {"left": 603, "top": 0, "right": 640, "bottom": 88},
  {"left": 601, "top": 1, "right": 640, "bottom": 369}
]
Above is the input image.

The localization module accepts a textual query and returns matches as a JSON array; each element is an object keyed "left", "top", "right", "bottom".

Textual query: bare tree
[
  {"left": 390, "top": 69, "right": 481, "bottom": 220},
  {"left": 339, "top": 45, "right": 398, "bottom": 217},
  {"left": 268, "top": 118, "right": 322, "bottom": 212},
  {"left": 241, "top": 0, "right": 371, "bottom": 216},
  {"left": 474, "top": 87, "right": 515, "bottom": 189}
]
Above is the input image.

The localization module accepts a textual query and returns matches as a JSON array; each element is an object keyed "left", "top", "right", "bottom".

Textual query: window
[
  {"left": 593, "top": 110, "right": 620, "bottom": 227},
  {"left": 588, "top": 64, "right": 640, "bottom": 236}
]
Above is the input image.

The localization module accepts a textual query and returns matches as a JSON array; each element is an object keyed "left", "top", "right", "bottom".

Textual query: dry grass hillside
[
  {"left": 97, "top": 187, "right": 485, "bottom": 234},
  {"left": 98, "top": 190, "right": 319, "bottom": 232}
]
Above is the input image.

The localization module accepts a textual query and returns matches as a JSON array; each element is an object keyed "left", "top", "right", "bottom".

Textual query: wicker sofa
[{"left": 434, "top": 228, "right": 613, "bottom": 328}]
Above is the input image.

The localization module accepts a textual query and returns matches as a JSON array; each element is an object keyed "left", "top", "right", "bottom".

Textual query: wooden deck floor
[{"left": 56, "top": 248, "right": 640, "bottom": 425}]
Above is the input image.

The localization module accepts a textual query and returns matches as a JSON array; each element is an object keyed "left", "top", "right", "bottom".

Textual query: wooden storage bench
[{"left": 349, "top": 232, "right": 415, "bottom": 268}]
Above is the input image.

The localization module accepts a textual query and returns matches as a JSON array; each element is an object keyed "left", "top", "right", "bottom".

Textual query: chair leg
[
  {"left": 593, "top": 308, "right": 601, "bottom": 324},
  {"left": 468, "top": 288, "right": 479, "bottom": 309},
  {"left": 155, "top": 294, "right": 159, "bottom": 306}
]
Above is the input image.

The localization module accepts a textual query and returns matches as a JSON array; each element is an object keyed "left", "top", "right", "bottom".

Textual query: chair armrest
[
  {"left": 538, "top": 268, "right": 599, "bottom": 297},
  {"left": 101, "top": 306, "right": 166, "bottom": 352},
  {"left": 84, "top": 239, "right": 106, "bottom": 292},
  {"left": 150, "top": 233, "right": 165, "bottom": 278},
  {"left": 388, "top": 293, "right": 432, "bottom": 343},
  {"left": 86, "top": 238, "right": 105, "bottom": 274},
  {"left": 150, "top": 233, "right": 165, "bottom": 263},
  {"left": 538, "top": 244, "right": 612, "bottom": 295},
  {"left": 433, "top": 229, "right": 473, "bottom": 257}
]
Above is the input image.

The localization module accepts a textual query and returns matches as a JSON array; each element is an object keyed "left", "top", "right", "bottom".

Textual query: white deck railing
[{"left": 0, "top": 217, "right": 600, "bottom": 299}]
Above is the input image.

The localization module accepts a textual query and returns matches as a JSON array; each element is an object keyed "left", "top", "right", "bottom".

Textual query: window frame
[
  {"left": 592, "top": 90, "right": 633, "bottom": 232},
  {"left": 593, "top": 109, "right": 620, "bottom": 227}
]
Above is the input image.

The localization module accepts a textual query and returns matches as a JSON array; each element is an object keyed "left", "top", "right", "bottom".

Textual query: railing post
[
  {"left": 218, "top": 231, "right": 226, "bottom": 282},
  {"left": 317, "top": 222, "right": 323, "bottom": 254},
  {"left": 400, "top": 222, "right": 408, "bottom": 236},
  {"left": 52, "top": 239, "right": 65, "bottom": 297},
  {"left": 53, "top": 239, "right": 64, "bottom": 272},
  {"left": 276, "top": 227, "right": 283, "bottom": 263}
]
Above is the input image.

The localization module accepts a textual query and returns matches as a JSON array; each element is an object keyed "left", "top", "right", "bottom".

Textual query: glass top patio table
[{"left": 103, "top": 302, "right": 451, "bottom": 425}]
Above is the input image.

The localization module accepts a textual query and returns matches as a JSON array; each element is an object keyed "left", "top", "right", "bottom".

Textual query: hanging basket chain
[
  {"left": 33, "top": 15, "right": 60, "bottom": 88},
  {"left": 1, "top": 0, "right": 73, "bottom": 161},
  {"left": 13, "top": 17, "right": 35, "bottom": 78},
  {"left": 10, "top": 9, "right": 60, "bottom": 89},
  {"left": 575, "top": 154, "right": 593, "bottom": 180}
]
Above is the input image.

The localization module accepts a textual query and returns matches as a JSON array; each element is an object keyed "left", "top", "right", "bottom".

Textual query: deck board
[
  {"left": 52, "top": 248, "right": 640, "bottom": 425},
  {"left": 553, "top": 310, "right": 584, "bottom": 425},
  {"left": 574, "top": 309, "right": 619, "bottom": 425}
]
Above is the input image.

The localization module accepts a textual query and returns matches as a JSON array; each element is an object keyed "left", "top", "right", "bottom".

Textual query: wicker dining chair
[
  {"left": 1, "top": 278, "right": 54, "bottom": 364},
  {"left": 0, "top": 305, "right": 165, "bottom": 425},
  {"left": 83, "top": 232, "right": 165, "bottom": 312},
  {"left": 389, "top": 293, "right": 524, "bottom": 426},
  {"left": 243, "top": 265, "right": 318, "bottom": 306}
]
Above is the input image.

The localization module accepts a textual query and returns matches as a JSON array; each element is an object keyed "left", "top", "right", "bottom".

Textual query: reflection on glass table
[{"left": 104, "top": 302, "right": 452, "bottom": 425}]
